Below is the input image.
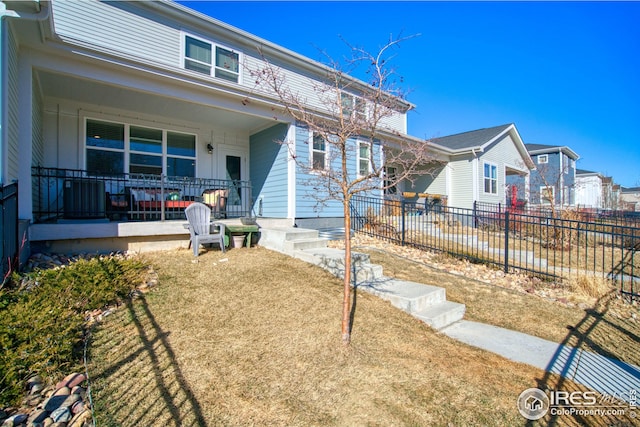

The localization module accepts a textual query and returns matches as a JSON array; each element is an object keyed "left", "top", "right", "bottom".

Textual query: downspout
[{"left": 471, "top": 148, "right": 479, "bottom": 205}]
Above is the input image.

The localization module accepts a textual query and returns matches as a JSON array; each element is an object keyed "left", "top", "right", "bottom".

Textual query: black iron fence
[
  {"left": 475, "top": 201, "right": 640, "bottom": 228},
  {"left": 32, "top": 167, "right": 253, "bottom": 223},
  {"left": 351, "top": 195, "right": 640, "bottom": 299},
  {"left": 1, "top": 182, "right": 19, "bottom": 284}
]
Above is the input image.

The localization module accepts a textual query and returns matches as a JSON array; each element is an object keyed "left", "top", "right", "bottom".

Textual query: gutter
[{"left": 1, "top": 1, "right": 50, "bottom": 183}]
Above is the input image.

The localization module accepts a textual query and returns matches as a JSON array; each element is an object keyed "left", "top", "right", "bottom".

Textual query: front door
[{"left": 218, "top": 149, "right": 247, "bottom": 216}]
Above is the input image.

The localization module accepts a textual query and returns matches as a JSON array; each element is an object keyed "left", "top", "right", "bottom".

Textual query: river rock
[{"left": 50, "top": 406, "right": 72, "bottom": 423}]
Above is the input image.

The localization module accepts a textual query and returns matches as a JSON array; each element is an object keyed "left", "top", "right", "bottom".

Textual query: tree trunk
[{"left": 341, "top": 198, "right": 352, "bottom": 345}]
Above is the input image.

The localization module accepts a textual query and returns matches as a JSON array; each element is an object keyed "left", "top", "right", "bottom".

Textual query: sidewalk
[{"left": 441, "top": 320, "right": 640, "bottom": 403}]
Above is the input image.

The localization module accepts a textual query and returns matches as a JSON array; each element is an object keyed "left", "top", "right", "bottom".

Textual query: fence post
[
  {"left": 160, "top": 174, "right": 166, "bottom": 221},
  {"left": 401, "top": 198, "right": 406, "bottom": 246},
  {"left": 473, "top": 201, "right": 477, "bottom": 228},
  {"left": 504, "top": 210, "right": 510, "bottom": 273}
]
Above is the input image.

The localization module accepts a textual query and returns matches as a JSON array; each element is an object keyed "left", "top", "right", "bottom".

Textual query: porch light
[{"left": 207, "top": 143, "right": 214, "bottom": 154}]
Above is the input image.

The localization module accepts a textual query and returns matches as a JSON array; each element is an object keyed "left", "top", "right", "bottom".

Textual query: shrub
[{"left": 0, "top": 255, "right": 148, "bottom": 406}]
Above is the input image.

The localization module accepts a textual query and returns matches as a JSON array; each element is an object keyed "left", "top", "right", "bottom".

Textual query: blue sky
[{"left": 180, "top": 1, "right": 640, "bottom": 187}]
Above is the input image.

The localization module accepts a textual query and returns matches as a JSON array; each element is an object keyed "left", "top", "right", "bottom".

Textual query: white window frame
[
  {"left": 537, "top": 154, "right": 548, "bottom": 164},
  {"left": 483, "top": 161, "right": 498, "bottom": 195},
  {"left": 540, "top": 186, "right": 555, "bottom": 205},
  {"left": 84, "top": 117, "right": 197, "bottom": 177},
  {"left": 309, "top": 131, "right": 328, "bottom": 171},
  {"left": 357, "top": 141, "right": 371, "bottom": 177},
  {"left": 342, "top": 93, "right": 367, "bottom": 120},
  {"left": 182, "top": 32, "right": 242, "bottom": 84}
]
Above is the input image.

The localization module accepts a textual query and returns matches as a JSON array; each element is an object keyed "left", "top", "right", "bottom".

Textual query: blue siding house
[
  {"left": 524, "top": 144, "right": 580, "bottom": 207},
  {"left": 0, "top": 0, "right": 421, "bottom": 252}
]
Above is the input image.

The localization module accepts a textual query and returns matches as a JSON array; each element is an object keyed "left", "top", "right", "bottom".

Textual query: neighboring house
[
  {"left": 403, "top": 124, "right": 535, "bottom": 210},
  {"left": 575, "top": 169, "right": 605, "bottom": 209},
  {"left": 0, "top": 0, "right": 418, "bottom": 253},
  {"left": 524, "top": 143, "right": 579, "bottom": 207},
  {"left": 603, "top": 178, "right": 622, "bottom": 211},
  {"left": 620, "top": 187, "right": 640, "bottom": 212}
]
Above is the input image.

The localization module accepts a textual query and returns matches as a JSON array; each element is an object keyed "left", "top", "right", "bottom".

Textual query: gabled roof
[
  {"left": 429, "top": 123, "right": 535, "bottom": 169},
  {"left": 622, "top": 187, "right": 640, "bottom": 193},
  {"left": 525, "top": 143, "right": 580, "bottom": 161},
  {"left": 431, "top": 124, "right": 512, "bottom": 151}
]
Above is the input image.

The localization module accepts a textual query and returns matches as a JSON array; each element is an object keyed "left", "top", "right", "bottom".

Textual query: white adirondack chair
[{"left": 185, "top": 202, "right": 226, "bottom": 256}]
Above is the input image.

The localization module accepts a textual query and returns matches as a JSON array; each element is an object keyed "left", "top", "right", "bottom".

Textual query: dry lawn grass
[
  {"left": 363, "top": 249, "right": 640, "bottom": 368},
  {"left": 87, "top": 247, "right": 637, "bottom": 426}
]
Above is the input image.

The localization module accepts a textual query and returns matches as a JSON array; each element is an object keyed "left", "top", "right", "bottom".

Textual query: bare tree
[{"left": 249, "top": 36, "right": 436, "bottom": 344}]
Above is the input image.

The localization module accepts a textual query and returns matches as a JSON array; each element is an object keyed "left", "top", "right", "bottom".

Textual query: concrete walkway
[{"left": 441, "top": 320, "right": 640, "bottom": 403}]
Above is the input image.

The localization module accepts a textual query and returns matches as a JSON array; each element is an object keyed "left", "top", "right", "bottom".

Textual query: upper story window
[
  {"left": 311, "top": 133, "right": 327, "bottom": 171},
  {"left": 342, "top": 93, "right": 366, "bottom": 120},
  {"left": 184, "top": 35, "right": 240, "bottom": 83},
  {"left": 86, "top": 119, "right": 196, "bottom": 177},
  {"left": 358, "top": 142, "right": 371, "bottom": 176},
  {"left": 483, "top": 162, "right": 498, "bottom": 194},
  {"left": 537, "top": 154, "right": 548, "bottom": 164}
]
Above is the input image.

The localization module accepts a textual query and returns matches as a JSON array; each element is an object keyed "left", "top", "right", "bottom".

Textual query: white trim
[
  {"left": 81, "top": 114, "right": 197, "bottom": 176},
  {"left": 537, "top": 154, "right": 548, "bottom": 164},
  {"left": 472, "top": 157, "right": 479, "bottom": 202},
  {"left": 540, "top": 185, "right": 555, "bottom": 205},
  {"left": 287, "top": 125, "right": 296, "bottom": 219},
  {"left": 309, "top": 130, "right": 328, "bottom": 172},
  {"left": 482, "top": 160, "right": 498, "bottom": 195},
  {"left": 180, "top": 30, "right": 242, "bottom": 84},
  {"left": 357, "top": 140, "right": 371, "bottom": 177}
]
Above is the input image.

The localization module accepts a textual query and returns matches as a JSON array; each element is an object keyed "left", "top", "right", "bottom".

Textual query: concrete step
[
  {"left": 283, "top": 237, "right": 329, "bottom": 252},
  {"left": 259, "top": 227, "right": 328, "bottom": 254},
  {"left": 413, "top": 301, "right": 466, "bottom": 330},
  {"left": 358, "top": 277, "right": 465, "bottom": 330},
  {"left": 357, "top": 278, "right": 446, "bottom": 313},
  {"left": 295, "top": 247, "right": 383, "bottom": 282}
]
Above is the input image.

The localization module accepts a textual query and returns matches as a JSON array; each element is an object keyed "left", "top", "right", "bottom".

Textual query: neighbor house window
[
  {"left": 358, "top": 142, "right": 371, "bottom": 176},
  {"left": 483, "top": 162, "right": 498, "bottom": 194},
  {"left": 538, "top": 154, "right": 548, "bottom": 164},
  {"left": 541, "top": 186, "right": 554, "bottom": 205},
  {"left": 311, "top": 133, "right": 327, "bottom": 170},
  {"left": 184, "top": 35, "right": 240, "bottom": 83},
  {"left": 85, "top": 119, "right": 196, "bottom": 177}
]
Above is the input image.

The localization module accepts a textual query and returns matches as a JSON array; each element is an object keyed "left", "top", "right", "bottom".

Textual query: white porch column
[
  {"left": 17, "top": 53, "right": 33, "bottom": 220},
  {"left": 287, "top": 124, "right": 296, "bottom": 220}
]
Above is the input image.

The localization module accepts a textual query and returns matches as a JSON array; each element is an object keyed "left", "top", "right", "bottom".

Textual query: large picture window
[
  {"left": 85, "top": 119, "right": 196, "bottom": 177},
  {"left": 483, "top": 162, "right": 498, "bottom": 194},
  {"left": 184, "top": 35, "right": 240, "bottom": 83}
]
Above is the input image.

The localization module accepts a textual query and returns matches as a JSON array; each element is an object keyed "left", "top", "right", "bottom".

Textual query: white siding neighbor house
[
  {"left": 0, "top": 0, "right": 422, "bottom": 253},
  {"left": 575, "top": 169, "right": 605, "bottom": 209},
  {"left": 403, "top": 124, "right": 535, "bottom": 210}
]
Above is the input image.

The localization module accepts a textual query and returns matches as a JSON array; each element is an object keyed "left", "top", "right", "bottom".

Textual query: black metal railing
[
  {"left": 32, "top": 167, "right": 253, "bottom": 223},
  {"left": 474, "top": 200, "right": 640, "bottom": 228},
  {"left": 1, "top": 182, "right": 19, "bottom": 284},
  {"left": 351, "top": 195, "right": 640, "bottom": 299}
]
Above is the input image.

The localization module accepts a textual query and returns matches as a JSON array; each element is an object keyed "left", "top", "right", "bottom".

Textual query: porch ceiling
[{"left": 36, "top": 70, "right": 274, "bottom": 133}]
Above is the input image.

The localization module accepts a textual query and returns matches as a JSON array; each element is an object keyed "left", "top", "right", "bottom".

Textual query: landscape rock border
[{"left": 1, "top": 252, "right": 158, "bottom": 427}]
